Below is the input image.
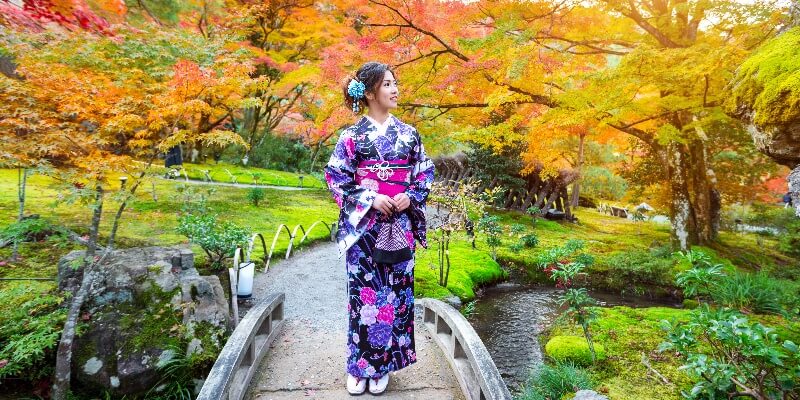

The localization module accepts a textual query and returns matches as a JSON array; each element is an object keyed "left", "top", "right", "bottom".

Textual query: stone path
[{"left": 243, "top": 242, "right": 465, "bottom": 400}]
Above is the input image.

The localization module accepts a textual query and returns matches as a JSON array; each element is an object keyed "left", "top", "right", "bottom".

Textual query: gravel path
[
  {"left": 157, "top": 177, "right": 319, "bottom": 191},
  {"left": 243, "top": 241, "right": 465, "bottom": 399}
]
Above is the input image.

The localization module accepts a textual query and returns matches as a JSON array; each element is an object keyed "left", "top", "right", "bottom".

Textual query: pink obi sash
[{"left": 355, "top": 160, "right": 412, "bottom": 197}]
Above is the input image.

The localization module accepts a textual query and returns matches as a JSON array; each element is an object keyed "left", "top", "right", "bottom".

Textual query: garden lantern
[{"left": 237, "top": 261, "right": 255, "bottom": 298}]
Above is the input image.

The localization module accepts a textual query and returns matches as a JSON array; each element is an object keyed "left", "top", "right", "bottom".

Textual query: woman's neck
[{"left": 367, "top": 109, "right": 390, "bottom": 125}]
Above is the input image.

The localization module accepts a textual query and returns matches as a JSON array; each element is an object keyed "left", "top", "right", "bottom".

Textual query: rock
[
  {"left": 789, "top": 166, "right": 800, "bottom": 217},
  {"left": 573, "top": 390, "right": 610, "bottom": 400},
  {"left": 744, "top": 121, "right": 800, "bottom": 168},
  {"left": 441, "top": 295, "right": 462, "bottom": 310},
  {"left": 58, "top": 246, "right": 231, "bottom": 396}
]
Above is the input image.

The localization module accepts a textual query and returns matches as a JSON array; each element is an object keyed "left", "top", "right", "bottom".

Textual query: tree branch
[
  {"left": 366, "top": 0, "right": 470, "bottom": 62},
  {"left": 619, "top": 0, "right": 684, "bottom": 48}
]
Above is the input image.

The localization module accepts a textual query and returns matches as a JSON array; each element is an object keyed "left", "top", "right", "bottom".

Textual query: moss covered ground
[
  {"left": 3, "top": 169, "right": 800, "bottom": 398},
  {"left": 414, "top": 231, "right": 506, "bottom": 301},
  {"left": 547, "top": 306, "right": 800, "bottom": 400},
  {"left": 481, "top": 207, "right": 798, "bottom": 293},
  {"left": 0, "top": 169, "right": 505, "bottom": 303},
  {"left": 0, "top": 168, "right": 338, "bottom": 277}
]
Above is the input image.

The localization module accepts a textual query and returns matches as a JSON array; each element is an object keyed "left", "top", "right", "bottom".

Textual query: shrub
[
  {"left": 779, "top": 220, "right": 800, "bottom": 257},
  {"left": 510, "top": 223, "right": 526, "bottom": 235},
  {"left": 535, "top": 239, "right": 587, "bottom": 269},
  {"left": 721, "top": 203, "right": 797, "bottom": 232},
  {"left": 1, "top": 217, "right": 63, "bottom": 245},
  {"left": 581, "top": 166, "right": 628, "bottom": 201},
  {"left": 509, "top": 242, "right": 523, "bottom": 253},
  {"left": 520, "top": 233, "right": 538, "bottom": 248},
  {"left": 176, "top": 214, "right": 250, "bottom": 268},
  {"left": 0, "top": 283, "right": 67, "bottom": 380},
  {"left": 660, "top": 305, "right": 800, "bottom": 399},
  {"left": 710, "top": 271, "right": 792, "bottom": 315},
  {"left": 516, "top": 362, "right": 594, "bottom": 400},
  {"left": 477, "top": 215, "right": 503, "bottom": 260},
  {"left": 246, "top": 187, "right": 266, "bottom": 206},
  {"left": 682, "top": 299, "right": 699, "bottom": 309},
  {"left": 545, "top": 335, "right": 606, "bottom": 366},
  {"left": 238, "top": 134, "right": 315, "bottom": 172},
  {"left": 749, "top": 203, "right": 797, "bottom": 228}
]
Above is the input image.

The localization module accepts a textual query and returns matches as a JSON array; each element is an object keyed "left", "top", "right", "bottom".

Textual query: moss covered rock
[
  {"left": 545, "top": 335, "right": 606, "bottom": 366},
  {"left": 729, "top": 27, "right": 800, "bottom": 169},
  {"left": 58, "top": 247, "right": 230, "bottom": 397}
]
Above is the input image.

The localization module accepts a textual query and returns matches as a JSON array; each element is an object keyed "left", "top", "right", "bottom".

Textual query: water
[{"left": 467, "top": 283, "right": 680, "bottom": 391}]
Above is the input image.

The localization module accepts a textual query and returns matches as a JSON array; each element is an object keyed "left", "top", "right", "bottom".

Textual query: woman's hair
[{"left": 343, "top": 62, "right": 397, "bottom": 113}]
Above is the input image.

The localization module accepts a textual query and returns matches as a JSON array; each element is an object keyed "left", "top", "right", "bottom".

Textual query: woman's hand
[
  {"left": 372, "top": 194, "right": 398, "bottom": 216},
  {"left": 392, "top": 193, "right": 411, "bottom": 212}
]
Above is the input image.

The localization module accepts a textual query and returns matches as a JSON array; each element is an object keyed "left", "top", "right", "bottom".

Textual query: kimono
[{"left": 324, "top": 114, "right": 435, "bottom": 379}]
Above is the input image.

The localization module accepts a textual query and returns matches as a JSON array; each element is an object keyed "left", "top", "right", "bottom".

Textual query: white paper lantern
[{"left": 237, "top": 262, "right": 255, "bottom": 298}]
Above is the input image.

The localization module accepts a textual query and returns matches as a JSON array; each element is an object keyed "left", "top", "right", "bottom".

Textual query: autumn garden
[{"left": 1, "top": 0, "right": 800, "bottom": 399}]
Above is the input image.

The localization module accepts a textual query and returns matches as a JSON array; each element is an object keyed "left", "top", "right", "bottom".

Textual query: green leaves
[
  {"left": 675, "top": 263, "right": 725, "bottom": 298},
  {"left": 659, "top": 305, "right": 800, "bottom": 399},
  {"left": 176, "top": 213, "right": 249, "bottom": 268},
  {"left": 0, "top": 283, "right": 67, "bottom": 380},
  {"left": 476, "top": 214, "right": 503, "bottom": 260}
]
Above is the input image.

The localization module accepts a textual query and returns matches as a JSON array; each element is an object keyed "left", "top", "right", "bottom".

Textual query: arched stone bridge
[{"left": 196, "top": 241, "right": 512, "bottom": 400}]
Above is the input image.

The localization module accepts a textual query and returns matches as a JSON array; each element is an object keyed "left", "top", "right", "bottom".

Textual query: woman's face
[{"left": 366, "top": 70, "right": 399, "bottom": 111}]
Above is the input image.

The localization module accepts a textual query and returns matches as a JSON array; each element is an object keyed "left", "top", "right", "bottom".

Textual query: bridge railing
[
  {"left": 418, "top": 298, "right": 512, "bottom": 400},
  {"left": 196, "top": 293, "right": 285, "bottom": 400}
]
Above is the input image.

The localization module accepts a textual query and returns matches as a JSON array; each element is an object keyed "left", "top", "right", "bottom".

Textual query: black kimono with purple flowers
[{"left": 324, "top": 115, "right": 434, "bottom": 379}]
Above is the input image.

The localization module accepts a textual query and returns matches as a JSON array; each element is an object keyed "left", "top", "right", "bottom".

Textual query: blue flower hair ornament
[{"left": 347, "top": 79, "right": 366, "bottom": 113}]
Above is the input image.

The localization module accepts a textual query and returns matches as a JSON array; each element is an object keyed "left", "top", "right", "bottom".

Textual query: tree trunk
[
  {"left": 571, "top": 133, "right": 585, "bottom": 207},
  {"left": 688, "top": 139, "right": 718, "bottom": 243},
  {"left": 12, "top": 168, "right": 27, "bottom": 260},
  {"left": 52, "top": 184, "right": 104, "bottom": 400},
  {"left": 666, "top": 145, "right": 699, "bottom": 250}
]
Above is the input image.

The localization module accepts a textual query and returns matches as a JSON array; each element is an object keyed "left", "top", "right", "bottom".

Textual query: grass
[
  {"left": 481, "top": 207, "right": 799, "bottom": 293},
  {"left": 0, "top": 169, "right": 505, "bottom": 303},
  {"left": 0, "top": 169, "right": 338, "bottom": 281},
  {"left": 178, "top": 162, "right": 326, "bottom": 189}
]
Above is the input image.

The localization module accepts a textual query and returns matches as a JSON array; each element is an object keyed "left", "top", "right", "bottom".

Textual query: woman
[{"left": 324, "top": 62, "right": 434, "bottom": 395}]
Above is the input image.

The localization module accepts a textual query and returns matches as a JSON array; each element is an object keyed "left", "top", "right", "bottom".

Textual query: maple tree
[
  {"left": 0, "top": 24, "right": 255, "bottom": 397},
  {"left": 223, "top": 0, "right": 347, "bottom": 164},
  {"left": 333, "top": 0, "right": 791, "bottom": 249},
  {"left": 0, "top": 0, "right": 125, "bottom": 33}
]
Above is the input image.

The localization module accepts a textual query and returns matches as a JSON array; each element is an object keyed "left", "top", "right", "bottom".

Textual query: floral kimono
[{"left": 324, "top": 114, "right": 435, "bottom": 379}]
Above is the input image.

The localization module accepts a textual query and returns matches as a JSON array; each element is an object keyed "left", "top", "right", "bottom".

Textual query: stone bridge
[{"left": 196, "top": 241, "right": 512, "bottom": 400}]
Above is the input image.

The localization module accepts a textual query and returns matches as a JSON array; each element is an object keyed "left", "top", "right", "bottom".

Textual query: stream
[{"left": 466, "top": 282, "right": 681, "bottom": 391}]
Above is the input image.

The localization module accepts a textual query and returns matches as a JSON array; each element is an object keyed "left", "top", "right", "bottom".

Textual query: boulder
[
  {"left": 789, "top": 166, "right": 800, "bottom": 217},
  {"left": 58, "top": 246, "right": 230, "bottom": 396},
  {"left": 573, "top": 390, "right": 610, "bottom": 400}
]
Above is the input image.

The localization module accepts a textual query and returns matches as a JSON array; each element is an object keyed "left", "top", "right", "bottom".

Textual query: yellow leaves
[
  {"left": 101, "top": 114, "right": 145, "bottom": 135},
  {"left": 275, "top": 64, "right": 321, "bottom": 93},
  {"left": 484, "top": 89, "right": 530, "bottom": 111},
  {"left": 157, "top": 129, "right": 192, "bottom": 152},
  {"left": 197, "top": 129, "right": 248, "bottom": 149}
]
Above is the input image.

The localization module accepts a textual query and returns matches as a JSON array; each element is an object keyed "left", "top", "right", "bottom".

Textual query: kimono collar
[{"left": 364, "top": 114, "right": 395, "bottom": 137}]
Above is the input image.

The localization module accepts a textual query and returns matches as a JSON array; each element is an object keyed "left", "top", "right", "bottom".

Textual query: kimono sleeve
[
  {"left": 324, "top": 130, "right": 377, "bottom": 255},
  {"left": 404, "top": 130, "right": 435, "bottom": 249},
  {"left": 405, "top": 130, "right": 435, "bottom": 206}
]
